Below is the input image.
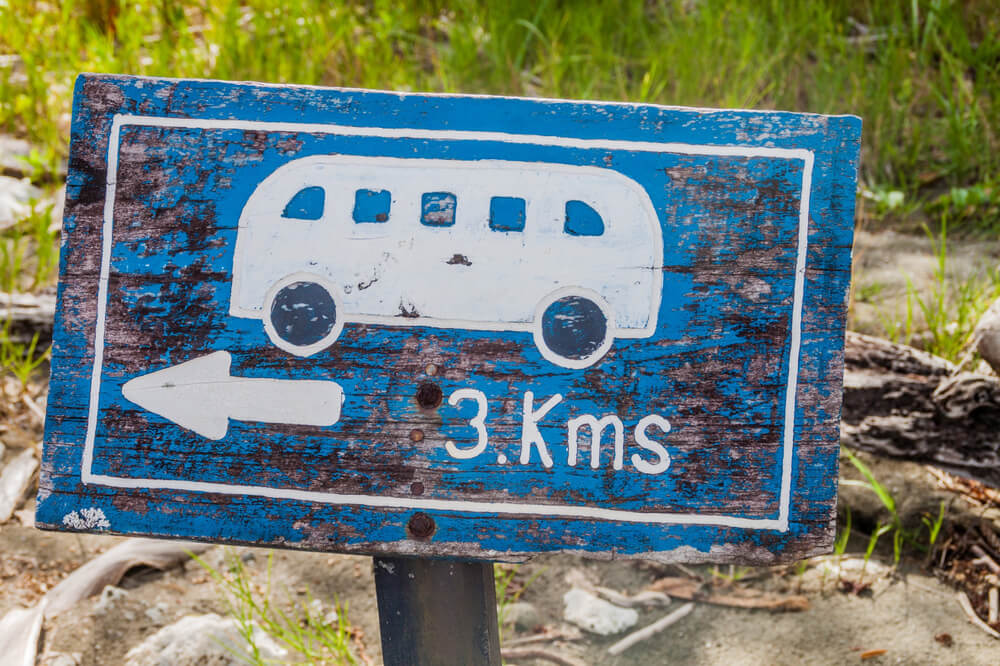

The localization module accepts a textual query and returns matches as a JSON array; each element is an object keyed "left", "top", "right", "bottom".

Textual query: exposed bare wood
[
  {"left": 43, "top": 538, "right": 210, "bottom": 617},
  {"left": 842, "top": 332, "right": 1000, "bottom": 488},
  {"left": 976, "top": 297, "right": 1000, "bottom": 376}
]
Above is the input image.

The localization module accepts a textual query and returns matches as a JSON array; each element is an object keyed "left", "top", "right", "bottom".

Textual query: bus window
[
  {"left": 421, "top": 192, "right": 456, "bottom": 227},
  {"left": 564, "top": 200, "right": 604, "bottom": 236},
  {"left": 353, "top": 189, "right": 391, "bottom": 223},
  {"left": 489, "top": 196, "right": 526, "bottom": 232},
  {"left": 282, "top": 186, "right": 324, "bottom": 220}
]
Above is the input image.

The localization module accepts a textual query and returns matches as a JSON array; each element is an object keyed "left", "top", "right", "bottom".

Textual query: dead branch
[{"left": 842, "top": 332, "right": 1000, "bottom": 488}]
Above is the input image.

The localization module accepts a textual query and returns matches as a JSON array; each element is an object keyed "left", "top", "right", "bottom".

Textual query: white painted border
[{"left": 81, "top": 113, "right": 813, "bottom": 533}]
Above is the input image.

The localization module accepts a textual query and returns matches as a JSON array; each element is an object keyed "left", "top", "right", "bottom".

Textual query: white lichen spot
[{"left": 62, "top": 507, "right": 111, "bottom": 530}]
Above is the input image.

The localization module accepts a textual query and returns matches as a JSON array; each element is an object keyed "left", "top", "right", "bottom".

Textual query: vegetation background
[
  {"left": 1, "top": 0, "right": 999, "bottom": 355},
  {"left": 1, "top": 1, "right": 999, "bottom": 663}
]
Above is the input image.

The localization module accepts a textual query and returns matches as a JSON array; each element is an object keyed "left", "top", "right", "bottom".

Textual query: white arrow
[{"left": 122, "top": 351, "right": 344, "bottom": 440}]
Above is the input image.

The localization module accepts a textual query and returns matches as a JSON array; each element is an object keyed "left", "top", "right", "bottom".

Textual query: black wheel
[
  {"left": 265, "top": 278, "right": 342, "bottom": 356},
  {"left": 535, "top": 291, "right": 612, "bottom": 368}
]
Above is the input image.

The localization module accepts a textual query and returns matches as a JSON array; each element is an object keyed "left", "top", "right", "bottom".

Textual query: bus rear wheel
[
  {"left": 263, "top": 274, "right": 344, "bottom": 357},
  {"left": 533, "top": 288, "right": 614, "bottom": 369}
]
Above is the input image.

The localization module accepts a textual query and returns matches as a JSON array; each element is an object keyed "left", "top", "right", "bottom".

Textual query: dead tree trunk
[{"left": 842, "top": 331, "right": 1000, "bottom": 488}]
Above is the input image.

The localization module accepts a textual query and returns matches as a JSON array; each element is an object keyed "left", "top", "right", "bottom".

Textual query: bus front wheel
[
  {"left": 533, "top": 288, "right": 614, "bottom": 369},
  {"left": 263, "top": 274, "right": 344, "bottom": 357}
]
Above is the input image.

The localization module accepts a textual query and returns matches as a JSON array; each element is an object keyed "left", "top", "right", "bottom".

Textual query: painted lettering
[
  {"left": 520, "top": 391, "right": 562, "bottom": 468},
  {"left": 567, "top": 414, "right": 625, "bottom": 470},
  {"left": 445, "top": 388, "right": 489, "bottom": 460},
  {"left": 631, "top": 415, "right": 672, "bottom": 475}
]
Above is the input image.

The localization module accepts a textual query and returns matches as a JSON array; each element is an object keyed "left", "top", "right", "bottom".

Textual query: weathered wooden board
[{"left": 37, "top": 74, "right": 861, "bottom": 564}]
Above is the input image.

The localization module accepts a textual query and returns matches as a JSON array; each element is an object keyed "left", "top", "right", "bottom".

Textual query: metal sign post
[{"left": 374, "top": 555, "right": 500, "bottom": 665}]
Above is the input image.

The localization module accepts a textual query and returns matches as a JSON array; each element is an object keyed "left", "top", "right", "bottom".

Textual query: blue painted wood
[{"left": 38, "top": 74, "right": 861, "bottom": 563}]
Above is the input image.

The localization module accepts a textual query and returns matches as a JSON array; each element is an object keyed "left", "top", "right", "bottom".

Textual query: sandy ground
[
  {"left": 2, "top": 453, "right": 997, "bottom": 665},
  {"left": 3, "top": 230, "right": 999, "bottom": 665},
  {"left": 849, "top": 228, "right": 1000, "bottom": 339}
]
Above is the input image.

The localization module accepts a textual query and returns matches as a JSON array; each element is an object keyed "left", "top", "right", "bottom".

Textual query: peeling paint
[{"left": 37, "top": 74, "right": 860, "bottom": 565}]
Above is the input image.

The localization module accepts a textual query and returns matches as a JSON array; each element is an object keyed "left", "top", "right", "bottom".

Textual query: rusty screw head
[
  {"left": 407, "top": 512, "right": 435, "bottom": 539},
  {"left": 415, "top": 382, "right": 443, "bottom": 409}
]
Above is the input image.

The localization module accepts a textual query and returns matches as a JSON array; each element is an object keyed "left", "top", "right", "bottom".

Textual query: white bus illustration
[{"left": 230, "top": 155, "right": 663, "bottom": 368}]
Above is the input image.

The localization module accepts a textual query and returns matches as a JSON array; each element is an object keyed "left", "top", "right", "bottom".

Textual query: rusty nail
[
  {"left": 407, "top": 512, "right": 435, "bottom": 539},
  {"left": 410, "top": 481, "right": 424, "bottom": 496},
  {"left": 425, "top": 363, "right": 438, "bottom": 376},
  {"left": 409, "top": 428, "right": 424, "bottom": 442},
  {"left": 415, "top": 382, "right": 443, "bottom": 409}
]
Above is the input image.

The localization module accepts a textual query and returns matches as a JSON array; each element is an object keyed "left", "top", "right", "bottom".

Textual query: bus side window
[
  {"left": 421, "top": 192, "right": 457, "bottom": 227},
  {"left": 489, "top": 196, "right": 526, "bottom": 232},
  {"left": 282, "top": 186, "right": 324, "bottom": 220},
  {"left": 564, "top": 200, "right": 604, "bottom": 236},
  {"left": 353, "top": 189, "right": 391, "bottom": 223}
]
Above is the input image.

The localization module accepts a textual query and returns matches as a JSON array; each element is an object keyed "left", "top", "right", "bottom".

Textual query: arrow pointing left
[{"left": 122, "top": 351, "right": 344, "bottom": 440}]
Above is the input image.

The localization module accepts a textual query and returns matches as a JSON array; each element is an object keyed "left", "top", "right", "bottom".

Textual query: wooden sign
[{"left": 38, "top": 74, "right": 861, "bottom": 564}]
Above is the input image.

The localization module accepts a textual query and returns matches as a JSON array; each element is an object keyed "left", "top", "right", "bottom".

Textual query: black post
[{"left": 373, "top": 556, "right": 501, "bottom": 666}]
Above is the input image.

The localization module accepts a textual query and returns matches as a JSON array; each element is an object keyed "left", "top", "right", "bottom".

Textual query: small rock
[
  {"left": 93, "top": 586, "right": 128, "bottom": 615},
  {"left": 0, "top": 175, "right": 40, "bottom": 228},
  {"left": 14, "top": 507, "right": 34, "bottom": 527},
  {"left": 145, "top": 602, "right": 169, "bottom": 625},
  {"left": 0, "top": 135, "right": 32, "bottom": 176},
  {"left": 124, "top": 613, "right": 287, "bottom": 665},
  {"left": 500, "top": 601, "right": 540, "bottom": 631},
  {"left": 323, "top": 608, "right": 339, "bottom": 626},
  {"left": 563, "top": 587, "right": 638, "bottom": 636}
]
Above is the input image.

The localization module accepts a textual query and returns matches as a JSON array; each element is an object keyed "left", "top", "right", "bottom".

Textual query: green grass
[
  {"left": 876, "top": 217, "right": 1000, "bottom": 361},
  {"left": 193, "top": 548, "right": 358, "bottom": 665},
  {"left": 494, "top": 563, "right": 543, "bottom": 645},
  {"left": 1, "top": 0, "right": 998, "bottom": 206},
  {"left": 839, "top": 448, "right": 947, "bottom": 570}
]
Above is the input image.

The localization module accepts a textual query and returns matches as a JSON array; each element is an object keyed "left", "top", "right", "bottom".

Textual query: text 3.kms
[{"left": 444, "top": 388, "right": 672, "bottom": 475}]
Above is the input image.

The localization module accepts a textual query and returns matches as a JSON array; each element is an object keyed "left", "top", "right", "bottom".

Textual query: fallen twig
[
  {"left": 20, "top": 393, "right": 44, "bottom": 423},
  {"left": 648, "top": 577, "right": 809, "bottom": 612},
  {"left": 607, "top": 602, "right": 695, "bottom": 656},
  {"left": 957, "top": 591, "right": 1000, "bottom": 639},
  {"left": 970, "top": 544, "right": 1000, "bottom": 575},
  {"left": 500, "top": 647, "right": 586, "bottom": 666},
  {"left": 989, "top": 587, "right": 998, "bottom": 625},
  {"left": 504, "top": 629, "right": 581, "bottom": 647},
  {"left": 593, "top": 585, "right": 671, "bottom": 608},
  {"left": 44, "top": 538, "right": 211, "bottom": 617}
]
